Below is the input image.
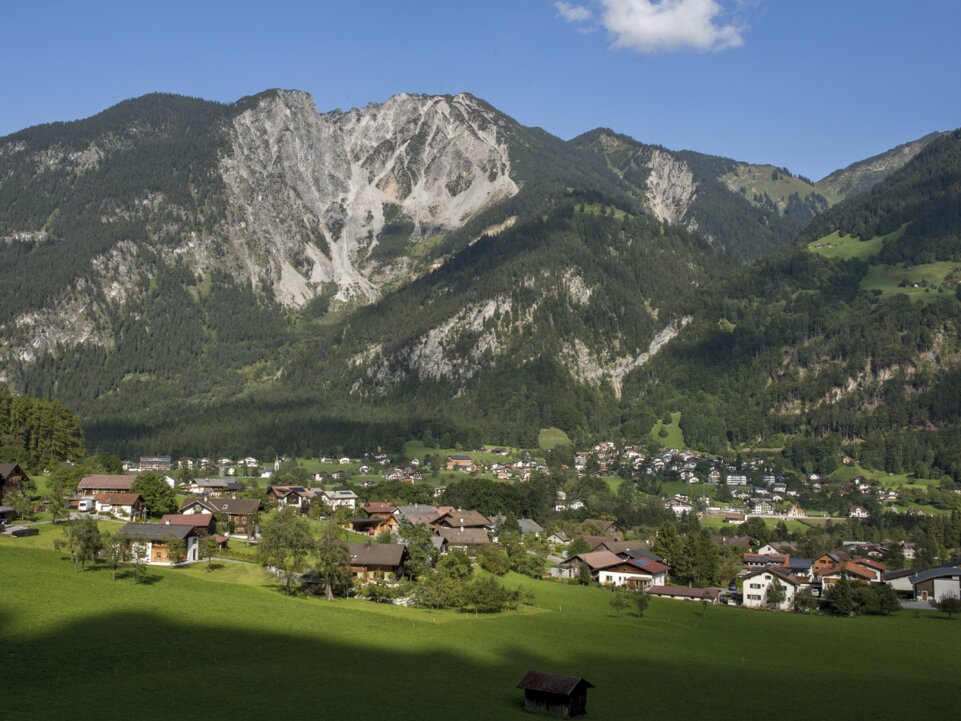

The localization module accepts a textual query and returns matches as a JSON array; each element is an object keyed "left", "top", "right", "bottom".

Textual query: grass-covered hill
[
  {"left": 4, "top": 531, "right": 961, "bottom": 721},
  {"left": 626, "top": 130, "right": 961, "bottom": 479}
]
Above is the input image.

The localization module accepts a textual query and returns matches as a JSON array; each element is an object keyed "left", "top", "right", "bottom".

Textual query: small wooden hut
[{"left": 516, "top": 669, "right": 594, "bottom": 717}]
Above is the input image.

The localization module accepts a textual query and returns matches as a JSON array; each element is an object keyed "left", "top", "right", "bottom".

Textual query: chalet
[
  {"left": 159, "top": 514, "right": 217, "bottom": 535},
  {"left": 647, "top": 585, "right": 720, "bottom": 604},
  {"left": 266, "top": 485, "right": 312, "bottom": 512},
  {"left": 182, "top": 478, "right": 242, "bottom": 497},
  {"left": 346, "top": 542, "right": 410, "bottom": 581},
  {"left": 547, "top": 531, "right": 570, "bottom": 545},
  {"left": 596, "top": 557, "right": 670, "bottom": 589},
  {"left": 139, "top": 456, "right": 172, "bottom": 471},
  {"left": 393, "top": 504, "right": 438, "bottom": 526},
  {"left": 553, "top": 551, "right": 622, "bottom": 581},
  {"left": 433, "top": 509, "right": 492, "bottom": 530},
  {"left": 0, "top": 463, "right": 30, "bottom": 504},
  {"left": 786, "top": 558, "right": 814, "bottom": 580},
  {"left": 118, "top": 523, "right": 201, "bottom": 565},
  {"left": 93, "top": 493, "right": 144, "bottom": 520},
  {"left": 849, "top": 505, "right": 870, "bottom": 519},
  {"left": 818, "top": 560, "right": 878, "bottom": 587},
  {"left": 516, "top": 670, "right": 593, "bottom": 718},
  {"left": 435, "top": 526, "right": 490, "bottom": 552},
  {"left": 712, "top": 535, "right": 753, "bottom": 549},
  {"left": 363, "top": 502, "right": 396, "bottom": 518},
  {"left": 350, "top": 515, "right": 400, "bottom": 537},
  {"left": 812, "top": 551, "right": 851, "bottom": 577},
  {"left": 665, "top": 499, "right": 694, "bottom": 516},
  {"left": 77, "top": 475, "right": 135, "bottom": 495},
  {"left": 178, "top": 497, "right": 263, "bottom": 537},
  {"left": 908, "top": 567, "right": 961, "bottom": 603},
  {"left": 722, "top": 512, "right": 746, "bottom": 525},
  {"left": 749, "top": 498, "right": 775, "bottom": 515},
  {"left": 786, "top": 505, "right": 806, "bottom": 518},
  {"left": 741, "top": 567, "right": 802, "bottom": 610}
]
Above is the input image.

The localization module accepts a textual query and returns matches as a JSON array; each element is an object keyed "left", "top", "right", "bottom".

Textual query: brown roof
[
  {"left": 567, "top": 550, "right": 623, "bottom": 571},
  {"left": 436, "top": 527, "right": 490, "bottom": 545},
  {"left": 0, "top": 463, "right": 26, "bottom": 479},
  {"left": 77, "top": 475, "right": 135, "bottom": 491},
  {"left": 93, "top": 493, "right": 142, "bottom": 506},
  {"left": 159, "top": 514, "right": 216, "bottom": 529},
  {"left": 579, "top": 535, "right": 618, "bottom": 550},
  {"left": 363, "top": 502, "right": 395, "bottom": 515},
  {"left": 433, "top": 509, "right": 491, "bottom": 529},
  {"left": 347, "top": 542, "right": 409, "bottom": 567},
  {"left": 516, "top": 670, "right": 593, "bottom": 696}
]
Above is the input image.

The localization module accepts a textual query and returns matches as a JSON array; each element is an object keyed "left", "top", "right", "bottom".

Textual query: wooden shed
[{"left": 516, "top": 669, "right": 594, "bottom": 718}]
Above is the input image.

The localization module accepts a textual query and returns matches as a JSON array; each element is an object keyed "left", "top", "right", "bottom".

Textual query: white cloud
[
  {"left": 555, "top": 2, "right": 592, "bottom": 23},
  {"left": 558, "top": 0, "right": 747, "bottom": 54}
]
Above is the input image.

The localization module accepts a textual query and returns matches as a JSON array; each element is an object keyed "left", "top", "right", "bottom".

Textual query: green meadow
[
  {"left": 860, "top": 260, "right": 961, "bottom": 302},
  {"left": 4, "top": 526, "right": 961, "bottom": 721},
  {"left": 650, "top": 411, "right": 685, "bottom": 449}
]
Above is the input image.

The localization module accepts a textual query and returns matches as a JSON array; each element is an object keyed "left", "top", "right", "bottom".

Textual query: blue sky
[{"left": 1, "top": 0, "right": 958, "bottom": 179}]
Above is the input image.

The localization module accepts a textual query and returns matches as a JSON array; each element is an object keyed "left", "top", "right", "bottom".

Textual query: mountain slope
[{"left": 626, "top": 129, "right": 961, "bottom": 478}]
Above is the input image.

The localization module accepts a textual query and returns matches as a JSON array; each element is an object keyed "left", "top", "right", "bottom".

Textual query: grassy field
[
  {"left": 650, "top": 411, "right": 685, "bottom": 449},
  {"left": 537, "top": 427, "right": 571, "bottom": 451},
  {"left": 829, "top": 463, "right": 942, "bottom": 489},
  {"left": 860, "top": 260, "right": 961, "bottom": 302},
  {"left": 3, "top": 529, "right": 960, "bottom": 721},
  {"left": 807, "top": 230, "right": 888, "bottom": 260}
]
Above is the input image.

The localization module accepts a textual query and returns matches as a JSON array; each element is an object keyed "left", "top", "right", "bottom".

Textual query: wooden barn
[{"left": 516, "top": 670, "right": 593, "bottom": 718}]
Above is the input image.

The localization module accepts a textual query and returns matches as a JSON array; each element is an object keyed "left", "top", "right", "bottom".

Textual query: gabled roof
[
  {"left": 434, "top": 509, "right": 491, "bottom": 529},
  {"left": 882, "top": 568, "right": 917, "bottom": 581},
  {"left": 0, "top": 463, "right": 27, "bottom": 479},
  {"left": 742, "top": 566, "right": 803, "bottom": 586},
  {"left": 159, "top": 514, "right": 216, "bottom": 529},
  {"left": 435, "top": 527, "right": 489, "bottom": 545},
  {"left": 518, "top": 518, "right": 544, "bottom": 534},
  {"left": 118, "top": 523, "right": 196, "bottom": 542},
  {"left": 623, "top": 558, "right": 670, "bottom": 575},
  {"left": 516, "top": 670, "right": 593, "bottom": 696},
  {"left": 93, "top": 493, "right": 142, "bottom": 505},
  {"left": 347, "top": 542, "right": 409, "bottom": 567},
  {"left": 77, "top": 475, "right": 135, "bottom": 491},
  {"left": 363, "top": 502, "right": 395, "bottom": 515},
  {"left": 567, "top": 550, "right": 623, "bottom": 571}
]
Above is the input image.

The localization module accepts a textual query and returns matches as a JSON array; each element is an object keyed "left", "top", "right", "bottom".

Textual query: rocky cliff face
[{"left": 219, "top": 91, "right": 518, "bottom": 305}]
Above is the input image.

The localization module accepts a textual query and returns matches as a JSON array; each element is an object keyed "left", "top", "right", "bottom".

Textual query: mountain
[
  {"left": 814, "top": 131, "right": 944, "bottom": 204},
  {"left": 626, "top": 129, "right": 961, "bottom": 478},
  {"left": 572, "top": 129, "right": 831, "bottom": 260},
  {"left": 0, "top": 89, "right": 944, "bottom": 456}
]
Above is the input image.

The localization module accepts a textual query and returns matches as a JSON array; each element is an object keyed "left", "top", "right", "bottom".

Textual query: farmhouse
[
  {"left": 350, "top": 515, "right": 400, "bottom": 536},
  {"left": 319, "top": 489, "right": 359, "bottom": 510},
  {"left": 435, "top": 526, "right": 490, "bottom": 551},
  {"left": 182, "top": 478, "right": 242, "bottom": 497},
  {"left": 0, "top": 463, "right": 30, "bottom": 504},
  {"left": 445, "top": 454, "right": 474, "bottom": 471},
  {"left": 178, "top": 497, "right": 263, "bottom": 537},
  {"left": 346, "top": 542, "right": 409, "bottom": 581},
  {"left": 159, "top": 514, "right": 217, "bottom": 535},
  {"left": 516, "top": 670, "right": 593, "bottom": 718},
  {"left": 362, "top": 502, "right": 396, "bottom": 518},
  {"left": 433, "top": 509, "right": 492, "bottom": 530},
  {"left": 118, "top": 523, "right": 200, "bottom": 565},
  {"left": 77, "top": 475, "right": 135, "bottom": 495}
]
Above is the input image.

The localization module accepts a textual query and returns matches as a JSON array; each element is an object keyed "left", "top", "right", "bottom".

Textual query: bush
[{"left": 477, "top": 546, "right": 510, "bottom": 576}]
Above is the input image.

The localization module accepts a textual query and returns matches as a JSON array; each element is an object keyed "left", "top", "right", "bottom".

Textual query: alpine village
[{"left": 4, "top": 5, "right": 961, "bottom": 720}]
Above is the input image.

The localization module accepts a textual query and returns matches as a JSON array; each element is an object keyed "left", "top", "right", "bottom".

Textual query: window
[
  {"left": 747, "top": 594, "right": 761, "bottom": 601},
  {"left": 750, "top": 583, "right": 762, "bottom": 589}
]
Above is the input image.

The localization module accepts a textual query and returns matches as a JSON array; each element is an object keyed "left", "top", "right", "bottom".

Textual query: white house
[
  {"left": 321, "top": 489, "right": 358, "bottom": 510},
  {"left": 118, "top": 523, "right": 200, "bottom": 565},
  {"left": 93, "top": 493, "right": 143, "bottom": 521},
  {"left": 596, "top": 558, "right": 669, "bottom": 590},
  {"left": 741, "top": 568, "right": 800, "bottom": 610},
  {"left": 849, "top": 505, "right": 870, "bottom": 519}
]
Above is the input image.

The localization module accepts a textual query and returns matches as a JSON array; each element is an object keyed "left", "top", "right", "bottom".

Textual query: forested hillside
[
  {"left": 0, "top": 387, "right": 85, "bottom": 468},
  {"left": 628, "top": 130, "right": 961, "bottom": 480}
]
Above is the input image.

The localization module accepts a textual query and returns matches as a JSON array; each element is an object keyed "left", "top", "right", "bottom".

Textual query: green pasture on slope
[
  {"left": 650, "top": 411, "right": 685, "bottom": 449},
  {"left": 3, "top": 527, "right": 961, "bottom": 721}
]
